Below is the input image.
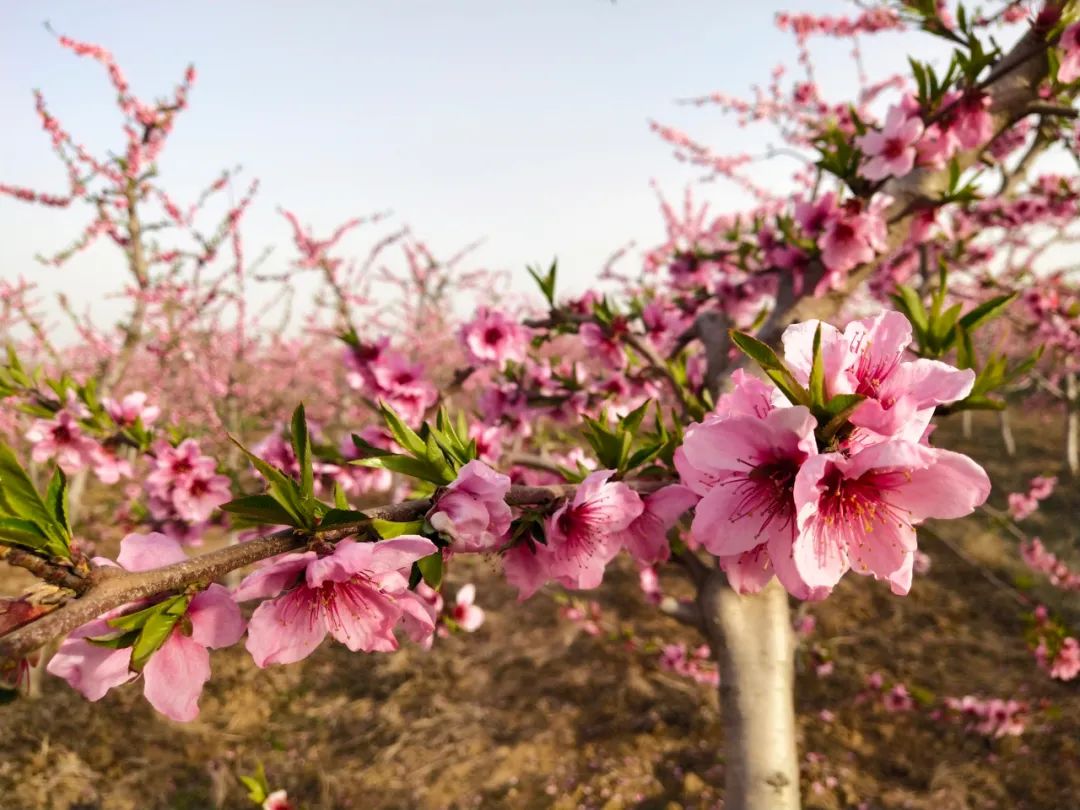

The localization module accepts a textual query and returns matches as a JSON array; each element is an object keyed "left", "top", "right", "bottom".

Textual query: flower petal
[
  {"left": 232, "top": 552, "right": 316, "bottom": 602},
  {"left": 188, "top": 584, "right": 246, "bottom": 649},
  {"left": 116, "top": 532, "right": 188, "bottom": 572},
  {"left": 246, "top": 588, "right": 326, "bottom": 667},
  {"left": 142, "top": 630, "right": 210, "bottom": 722}
]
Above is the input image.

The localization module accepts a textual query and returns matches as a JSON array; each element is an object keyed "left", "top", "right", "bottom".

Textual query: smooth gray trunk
[
  {"left": 698, "top": 574, "right": 800, "bottom": 810},
  {"left": 1067, "top": 373, "right": 1079, "bottom": 477},
  {"left": 999, "top": 409, "right": 1016, "bottom": 458}
]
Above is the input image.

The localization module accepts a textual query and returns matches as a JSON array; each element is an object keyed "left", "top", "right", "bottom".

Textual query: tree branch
[{"left": 0, "top": 479, "right": 671, "bottom": 661}]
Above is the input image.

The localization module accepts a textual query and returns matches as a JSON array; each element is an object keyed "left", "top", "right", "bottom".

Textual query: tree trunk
[
  {"left": 1067, "top": 373, "right": 1079, "bottom": 477},
  {"left": 999, "top": 409, "right": 1016, "bottom": 458},
  {"left": 698, "top": 573, "right": 800, "bottom": 810}
]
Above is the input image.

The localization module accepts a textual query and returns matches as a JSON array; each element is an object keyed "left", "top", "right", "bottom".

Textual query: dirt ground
[{"left": 1, "top": 409, "right": 1077, "bottom": 810}]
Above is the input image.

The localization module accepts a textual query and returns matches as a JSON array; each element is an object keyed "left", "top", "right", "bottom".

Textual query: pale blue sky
[{"left": 0, "top": 1, "right": 933, "bottom": 331}]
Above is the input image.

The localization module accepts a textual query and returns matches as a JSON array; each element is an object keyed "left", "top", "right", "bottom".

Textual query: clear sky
[{"left": 0, "top": 1, "right": 930, "bottom": 331}]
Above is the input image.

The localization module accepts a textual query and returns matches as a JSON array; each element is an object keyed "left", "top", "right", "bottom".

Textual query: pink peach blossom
[
  {"left": 236, "top": 536, "right": 437, "bottom": 666},
  {"left": 1059, "top": 23, "right": 1080, "bottom": 84},
  {"left": 856, "top": 104, "right": 924, "bottom": 180},
  {"left": 791, "top": 440, "right": 990, "bottom": 594},
  {"left": 459, "top": 307, "right": 529, "bottom": 367},
  {"left": 429, "top": 460, "right": 512, "bottom": 552},
  {"left": 542, "top": 469, "right": 644, "bottom": 589},
  {"left": 47, "top": 533, "right": 244, "bottom": 722}
]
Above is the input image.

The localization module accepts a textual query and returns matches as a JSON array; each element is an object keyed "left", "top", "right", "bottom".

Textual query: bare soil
[{"left": 1, "top": 410, "right": 1077, "bottom": 810}]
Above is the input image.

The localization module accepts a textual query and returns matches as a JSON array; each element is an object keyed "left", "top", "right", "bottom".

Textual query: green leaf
[
  {"left": 220, "top": 495, "right": 300, "bottom": 527},
  {"left": 379, "top": 402, "right": 426, "bottom": 457},
  {"left": 291, "top": 404, "right": 314, "bottom": 500},
  {"left": 350, "top": 434, "right": 395, "bottom": 459},
  {"left": 526, "top": 260, "right": 558, "bottom": 307},
  {"left": 371, "top": 518, "right": 425, "bottom": 538},
  {"left": 0, "top": 444, "right": 57, "bottom": 531},
  {"left": 128, "top": 595, "right": 191, "bottom": 672},
  {"left": 0, "top": 517, "right": 50, "bottom": 551},
  {"left": 85, "top": 629, "right": 141, "bottom": 649},
  {"left": 955, "top": 323, "right": 975, "bottom": 370},
  {"left": 620, "top": 399, "right": 651, "bottom": 435},
  {"left": 333, "top": 482, "right": 349, "bottom": 510},
  {"left": 318, "top": 508, "right": 371, "bottom": 530},
  {"left": 816, "top": 393, "right": 866, "bottom": 441},
  {"left": 729, "top": 330, "right": 810, "bottom": 407},
  {"left": 44, "top": 468, "right": 70, "bottom": 537},
  {"left": 415, "top": 551, "right": 443, "bottom": 589},
  {"left": 808, "top": 323, "right": 826, "bottom": 407},
  {"left": 890, "top": 285, "right": 929, "bottom": 337},
  {"left": 353, "top": 454, "right": 450, "bottom": 485},
  {"left": 423, "top": 430, "right": 456, "bottom": 483},
  {"left": 957, "top": 293, "right": 1016, "bottom": 333},
  {"left": 229, "top": 436, "right": 309, "bottom": 529}
]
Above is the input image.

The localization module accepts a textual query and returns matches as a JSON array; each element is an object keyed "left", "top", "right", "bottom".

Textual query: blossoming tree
[{"left": 2, "top": 3, "right": 1079, "bottom": 809}]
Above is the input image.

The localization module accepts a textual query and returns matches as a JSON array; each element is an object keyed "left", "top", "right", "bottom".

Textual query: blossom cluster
[
  {"left": 677, "top": 311, "right": 989, "bottom": 599},
  {"left": 1020, "top": 537, "right": 1080, "bottom": 592},
  {"left": 144, "top": 439, "right": 231, "bottom": 543},
  {"left": 1007, "top": 475, "right": 1058, "bottom": 521},
  {"left": 344, "top": 337, "right": 438, "bottom": 424},
  {"left": 941, "top": 695, "right": 1028, "bottom": 738}
]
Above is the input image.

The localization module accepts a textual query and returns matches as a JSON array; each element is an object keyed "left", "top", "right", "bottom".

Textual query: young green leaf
[
  {"left": 371, "top": 518, "right": 426, "bottom": 539},
  {"left": 415, "top": 551, "right": 444, "bottom": 590},
  {"left": 378, "top": 402, "right": 427, "bottom": 457},
  {"left": 220, "top": 495, "right": 300, "bottom": 527},
  {"left": 808, "top": 323, "right": 826, "bottom": 408},
  {"left": 728, "top": 330, "right": 810, "bottom": 407},
  {"left": 290, "top": 404, "right": 314, "bottom": 500},
  {"left": 129, "top": 595, "right": 191, "bottom": 672}
]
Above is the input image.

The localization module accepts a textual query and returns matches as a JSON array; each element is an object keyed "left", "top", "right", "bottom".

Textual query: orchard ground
[{"left": 1, "top": 409, "right": 1077, "bottom": 810}]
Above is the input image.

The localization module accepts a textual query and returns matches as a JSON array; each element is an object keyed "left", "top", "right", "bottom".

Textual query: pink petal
[
  {"left": 503, "top": 544, "right": 551, "bottom": 600},
  {"left": 116, "top": 532, "right": 188, "bottom": 572},
  {"left": 46, "top": 627, "right": 135, "bottom": 701},
  {"left": 767, "top": 532, "right": 830, "bottom": 601},
  {"left": 397, "top": 590, "right": 437, "bottom": 648},
  {"left": 366, "top": 536, "right": 439, "bottom": 575},
  {"left": 323, "top": 582, "right": 400, "bottom": 653},
  {"left": 845, "top": 311, "right": 912, "bottom": 371},
  {"left": 884, "top": 359, "right": 975, "bottom": 408},
  {"left": 781, "top": 320, "right": 850, "bottom": 394},
  {"left": 451, "top": 459, "right": 511, "bottom": 500},
  {"left": 307, "top": 540, "right": 373, "bottom": 587},
  {"left": 719, "top": 547, "right": 774, "bottom": 595},
  {"left": 142, "top": 630, "right": 210, "bottom": 722},
  {"left": 885, "top": 447, "right": 990, "bottom": 520},
  {"left": 456, "top": 583, "right": 476, "bottom": 606},
  {"left": 547, "top": 531, "right": 622, "bottom": 590},
  {"left": 712, "top": 369, "right": 779, "bottom": 419},
  {"left": 188, "top": 584, "right": 246, "bottom": 649},
  {"left": 456, "top": 603, "right": 485, "bottom": 632},
  {"left": 232, "top": 552, "right": 316, "bottom": 602},
  {"left": 647, "top": 484, "right": 699, "bottom": 524},
  {"left": 692, "top": 484, "right": 789, "bottom": 558},
  {"left": 245, "top": 588, "right": 326, "bottom": 667},
  {"left": 624, "top": 510, "right": 670, "bottom": 565},
  {"left": 844, "top": 506, "right": 916, "bottom": 580},
  {"left": 572, "top": 470, "right": 644, "bottom": 531},
  {"left": 889, "top": 552, "right": 915, "bottom": 596},
  {"left": 842, "top": 439, "right": 933, "bottom": 480},
  {"left": 790, "top": 517, "right": 850, "bottom": 591}
]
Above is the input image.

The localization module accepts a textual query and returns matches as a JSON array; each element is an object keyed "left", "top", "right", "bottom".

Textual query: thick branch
[{"left": 0, "top": 480, "right": 670, "bottom": 660}]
